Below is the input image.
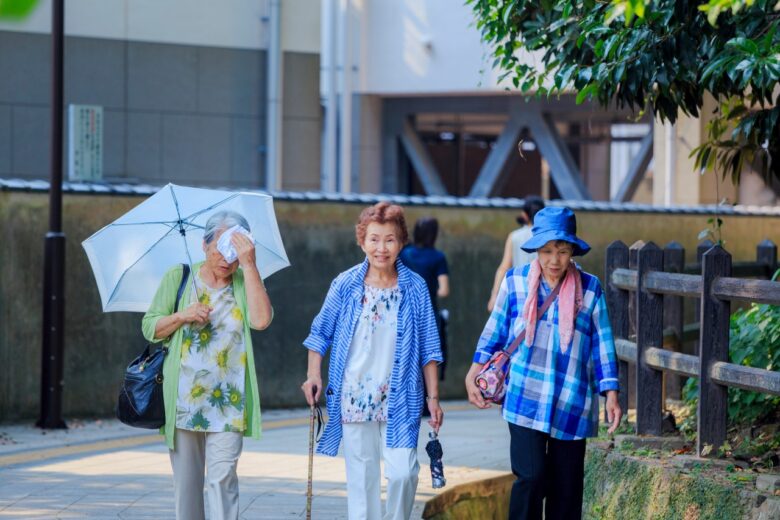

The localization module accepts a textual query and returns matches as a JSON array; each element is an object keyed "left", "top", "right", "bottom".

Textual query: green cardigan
[{"left": 142, "top": 263, "right": 263, "bottom": 449}]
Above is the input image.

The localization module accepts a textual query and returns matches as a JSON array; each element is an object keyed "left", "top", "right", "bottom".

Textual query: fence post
[
  {"left": 697, "top": 245, "right": 732, "bottom": 456},
  {"left": 694, "top": 239, "right": 714, "bottom": 356},
  {"left": 757, "top": 239, "right": 778, "bottom": 279},
  {"left": 636, "top": 242, "right": 664, "bottom": 435},
  {"left": 605, "top": 241, "right": 630, "bottom": 418},
  {"left": 663, "top": 241, "right": 685, "bottom": 400},
  {"left": 627, "top": 240, "right": 644, "bottom": 409}
]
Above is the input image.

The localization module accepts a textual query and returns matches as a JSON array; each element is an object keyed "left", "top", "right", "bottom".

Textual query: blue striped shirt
[
  {"left": 474, "top": 264, "right": 619, "bottom": 440},
  {"left": 304, "top": 259, "right": 443, "bottom": 456}
]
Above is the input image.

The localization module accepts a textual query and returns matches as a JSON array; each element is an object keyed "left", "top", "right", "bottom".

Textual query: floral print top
[
  {"left": 341, "top": 284, "right": 401, "bottom": 423},
  {"left": 176, "top": 270, "right": 247, "bottom": 433}
]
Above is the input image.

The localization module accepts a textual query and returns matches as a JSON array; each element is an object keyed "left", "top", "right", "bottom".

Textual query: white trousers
[
  {"left": 342, "top": 422, "right": 419, "bottom": 520},
  {"left": 169, "top": 428, "right": 243, "bottom": 520}
]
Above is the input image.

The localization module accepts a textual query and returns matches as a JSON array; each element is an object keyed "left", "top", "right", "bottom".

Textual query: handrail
[
  {"left": 612, "top": 268, "right": 780, "bottom": 304},
  {"left": 605, "top": 239, "right": 778, "bottom": 456},
  {"left": 712, "top": 277, "right": 780, "bottom": 306}
]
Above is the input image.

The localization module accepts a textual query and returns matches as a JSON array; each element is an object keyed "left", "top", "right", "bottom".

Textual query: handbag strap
[
  {"left": 173, "top": 263, "right": 191, "bottom": 313},
  {"left": 503, "top": 279, "right": 563, "bottom": 356}
]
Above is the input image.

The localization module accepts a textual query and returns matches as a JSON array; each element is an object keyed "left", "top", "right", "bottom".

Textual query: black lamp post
[{"left": 37, "top": 0, "right": 66, "bottom": 429}]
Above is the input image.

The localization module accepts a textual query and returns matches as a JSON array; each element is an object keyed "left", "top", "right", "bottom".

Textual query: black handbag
[{"left": 116, "top": 264, "right": 190, "bottom": 429}]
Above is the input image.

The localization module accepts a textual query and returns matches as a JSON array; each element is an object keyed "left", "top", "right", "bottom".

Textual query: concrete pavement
[{"left": 0, "top": 402, "right": 511, "bottom": 519}]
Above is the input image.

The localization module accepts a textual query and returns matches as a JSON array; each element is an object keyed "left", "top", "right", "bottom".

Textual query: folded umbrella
[{"left": 82, "top": 183, "right": 290, "bottom": 312}]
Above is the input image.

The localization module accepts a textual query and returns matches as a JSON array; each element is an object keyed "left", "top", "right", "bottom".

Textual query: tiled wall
[{"left": 0, "top": 31, "right": 321, "bottom": 189}]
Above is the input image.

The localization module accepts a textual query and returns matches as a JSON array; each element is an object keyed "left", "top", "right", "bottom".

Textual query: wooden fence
[{"left": 605, "top": 239, "right": 780, "bottom": 455}]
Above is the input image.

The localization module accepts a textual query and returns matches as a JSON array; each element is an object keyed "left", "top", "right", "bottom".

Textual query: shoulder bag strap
[
  {"left": 174, "top": 263, "right": 191, "bottom": 313},
  {"left": 503, "top": 279, "right": 563, "bottom": 356},
  {"left": 158, "top": 264, "right": 190, "bottom": 354}
]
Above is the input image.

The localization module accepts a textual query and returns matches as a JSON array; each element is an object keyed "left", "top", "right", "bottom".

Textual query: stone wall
[
  {"left": 423, "top": 446, "right": 780, "bottom": 519},
  {"left": 1, "top": 190, "right": 778, "bottom": 420}
]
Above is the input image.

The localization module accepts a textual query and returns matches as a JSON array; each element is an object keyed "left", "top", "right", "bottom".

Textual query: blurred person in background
[
  {"left": 400, "top": 217, "right": 450, "bottom": 384},
  {"left": 487, "top": 196, "right": 545, "bottom": 312}
]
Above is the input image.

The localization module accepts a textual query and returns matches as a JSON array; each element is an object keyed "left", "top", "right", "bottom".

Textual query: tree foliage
[
  {"left": 0, "top": 0, "right": 39, "bottom": 18},
  {"left": 468, "top": 0, "right": 780, "bottom": 185}
]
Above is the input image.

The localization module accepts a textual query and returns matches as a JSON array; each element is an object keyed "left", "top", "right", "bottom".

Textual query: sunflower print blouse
[{"left": 176, "top": 270, "right": 247, "bottom": 433}]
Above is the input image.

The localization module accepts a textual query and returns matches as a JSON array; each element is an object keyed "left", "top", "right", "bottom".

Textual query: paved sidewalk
[{"left": 0, "top": 402, "right": 511, "bottom": 519}]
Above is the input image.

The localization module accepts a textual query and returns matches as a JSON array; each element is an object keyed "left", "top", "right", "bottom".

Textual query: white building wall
[
  {"left": 354, "top": 0, "right": 517, "bottom": 94},
  {"left": 0, "top": 0, "right": 320, "bottom": 52}
]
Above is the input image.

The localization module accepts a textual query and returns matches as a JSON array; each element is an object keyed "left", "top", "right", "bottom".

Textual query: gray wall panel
[
  {"left": 0, "top": 32, "right": 49, "bottom": 104},
  {"left": 197, "top": 47, "right": 265, "bottom": 117},
  {"left": 64, "top": 38, "right": 126, "bottom": 110},
  {"left": 282, "top": 53, "right": 320, "bottom": 119},
  {"left": 0, "top": 31, "right": 321, "bottom": 189},
  {"left": 230, "top": 116, "right": 264, "bottom": 186},
  {"left": 0, "top": 105, "right": 10, "bottom": 175},
  {"left": 282, "top": 118, "right": 320, "bottom": 190},
  {"left": 163, "top": 114, "right": 231, "bottom": 183},
  {"left": 12, "top": 105, "right": 49, "bottom": 177},
  {"left": 127, "top": 111, "right": 162, "bottom": 182},
  {"left": 128, "top": 42, "right": 198, "bottom": 112},
  {"left": 281, "top": 52, "right": 321, "bottom": 190}
]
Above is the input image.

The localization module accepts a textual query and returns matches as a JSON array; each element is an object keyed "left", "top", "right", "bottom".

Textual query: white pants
[
  {"left": 342, "top": 422, "right": 419, "bottom": 520},
  {"left": 169, "top": 428, "right": 243, "bottom": 520}
]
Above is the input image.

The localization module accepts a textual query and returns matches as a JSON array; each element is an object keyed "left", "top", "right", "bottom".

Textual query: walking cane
[{"left": 306, "top": 385, "right": 323, "bottom": 520}]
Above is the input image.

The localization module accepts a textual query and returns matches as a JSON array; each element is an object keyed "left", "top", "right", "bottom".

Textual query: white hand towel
[{"left": 216, "top": 225, "right": 253, "bottom": 263}]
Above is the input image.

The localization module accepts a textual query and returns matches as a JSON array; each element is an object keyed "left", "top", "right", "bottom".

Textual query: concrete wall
[
  {"left": 1, "top": 190, "right": 778, "bottom": 421},
  {"left": 0, "top": 31, "right": 322, "bottom": 190}
]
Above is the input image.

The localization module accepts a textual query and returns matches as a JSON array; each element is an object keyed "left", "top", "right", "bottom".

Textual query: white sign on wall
[{"left": 68, "top": 104, "right": 103, "bottom": 181}]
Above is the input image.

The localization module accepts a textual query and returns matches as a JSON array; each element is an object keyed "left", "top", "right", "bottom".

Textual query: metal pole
[
  {"left": 338, "top": 0, "right": 352, "bottom": 193},
  {"left": 321, "top": 0, "right": 338, "bottom": 192},
  {"left": 265, "top": 0, "right": 283, "bottom": 192},
  {"left": 37, "top": 0, "right": 67, "bottom": 429}
]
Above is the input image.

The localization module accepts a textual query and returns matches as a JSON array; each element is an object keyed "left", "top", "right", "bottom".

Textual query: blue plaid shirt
[{"left": 474, "top": 264, "right": 619, "bottom": 440}]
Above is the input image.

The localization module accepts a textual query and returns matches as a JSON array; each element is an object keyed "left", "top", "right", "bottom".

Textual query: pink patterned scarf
[{"left": 522, "top": 259, "right": 583, "bottom": 352}]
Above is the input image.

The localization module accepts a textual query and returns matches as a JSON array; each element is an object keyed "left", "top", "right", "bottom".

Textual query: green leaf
[
  {"left": 594, "top": 39, "right": 605, "bottom": 58},
  {"left": 576, "top": 83, "right": 598, "bottom": 104},
  {"left": 726, "top": 37, "right": 759, "bottom": 55}
]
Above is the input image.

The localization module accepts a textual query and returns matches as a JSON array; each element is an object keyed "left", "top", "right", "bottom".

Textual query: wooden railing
[{"left": 605, "top": 239, "right": 779, "bottom": 455}]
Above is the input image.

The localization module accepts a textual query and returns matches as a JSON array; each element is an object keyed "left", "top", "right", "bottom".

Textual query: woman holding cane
[{"left": 301, "top": 201, "right": 443, "bottom": 520}]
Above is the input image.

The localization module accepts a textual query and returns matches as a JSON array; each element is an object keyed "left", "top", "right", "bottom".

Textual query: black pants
[{"left": 508, "top": 423, "right": 586, "bottom": 520}]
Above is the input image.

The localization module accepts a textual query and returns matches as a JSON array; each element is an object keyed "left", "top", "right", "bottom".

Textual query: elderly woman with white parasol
[{"left": 142, "top": 210, "right": 273, "bottom": 520}]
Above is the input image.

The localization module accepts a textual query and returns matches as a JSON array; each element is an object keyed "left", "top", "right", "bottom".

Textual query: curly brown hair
[{"left": 355, "top": 202, "right": 409, "bottom": 246}]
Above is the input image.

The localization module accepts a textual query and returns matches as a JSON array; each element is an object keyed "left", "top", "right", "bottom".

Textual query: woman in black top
[{"left": 400, "top": 217, "right": 450, "bottom": 381}]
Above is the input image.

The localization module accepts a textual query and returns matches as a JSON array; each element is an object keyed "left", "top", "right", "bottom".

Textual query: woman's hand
[
  {"left": 465, "top": 363, "right": 491, "bottom": 409},
  {"left": 179, "top": 302, "right": 211, "bottom": 325},
  {"left": 605, "top": 390, "right": 622, "bottom": 434},
  {"left": 301, "top": 375, "right": 323, "bottom": 406},
  {"left": 426, "top": 398, "right": 444, "bottom": 433},
  {"left": 232, "top": 232, "right": 256, "bottom": 268}
]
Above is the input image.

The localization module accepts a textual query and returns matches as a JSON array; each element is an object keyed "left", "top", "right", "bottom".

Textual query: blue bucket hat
[{"left": 521, "top": 206, "right": 591, "bottom": 256}]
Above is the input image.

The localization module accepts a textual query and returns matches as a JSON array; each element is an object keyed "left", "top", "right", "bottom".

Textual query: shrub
[{"left": 683, "top": 298, "right": 780, "bottom": 427}]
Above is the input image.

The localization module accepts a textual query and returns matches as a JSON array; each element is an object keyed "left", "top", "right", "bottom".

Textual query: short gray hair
[{"left": 203, "top": 210, "right": 250, "bottom": 244}]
